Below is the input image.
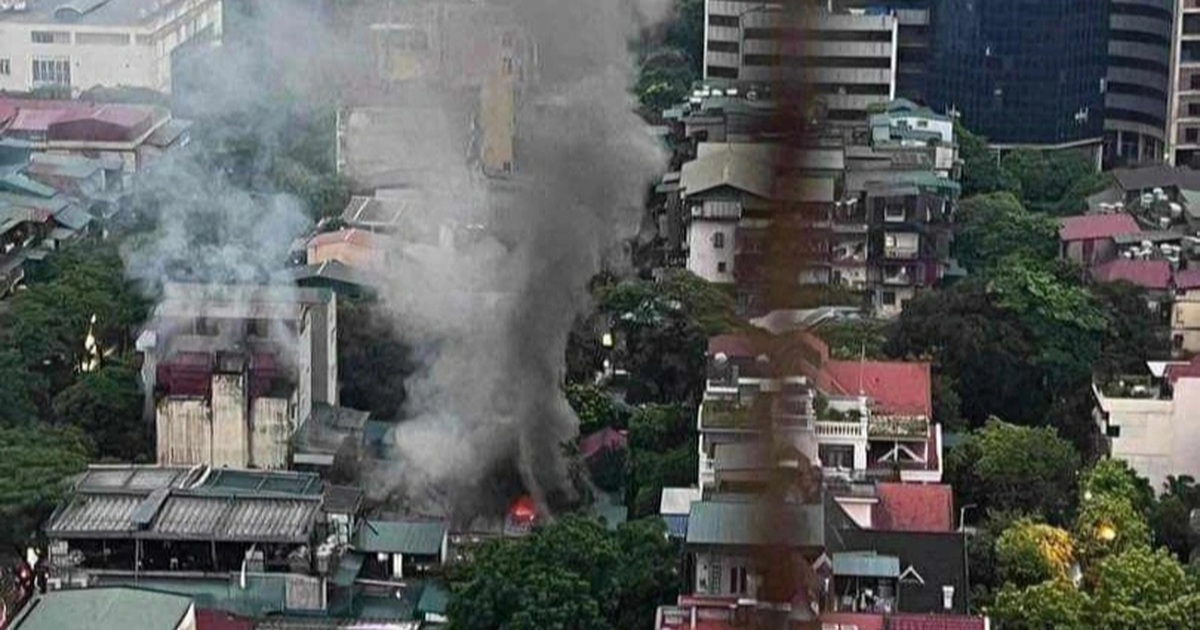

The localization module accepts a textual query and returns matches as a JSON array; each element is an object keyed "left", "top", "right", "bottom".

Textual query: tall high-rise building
[
  {"left": 1169, "top": 0, "right": 1200, "bottom": 166},
  {"left": 928, "top": 0, "right": 1108, "bottom": 148},
  {"left": 1106, "top": 0, "right": 1173, "bottom": 166}
]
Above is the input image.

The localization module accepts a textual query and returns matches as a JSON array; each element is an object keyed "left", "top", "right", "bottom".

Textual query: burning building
[{"left": 136, "top": 283, "right": 338, "bottom": 470}]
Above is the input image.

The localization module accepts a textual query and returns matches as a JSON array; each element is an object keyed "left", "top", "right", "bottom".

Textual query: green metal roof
[
  {"left": 416, "top": 582, "right": 450, "bottom": 616},
  {"left": 686, "top": 500, "right": 824, "bottom": 547},
  {"left": 334, "top": 551, "right": 365, "bottom": 587},
  {"left": 11, "top": 587, "right": 192, "bottom": 630},
  {"left": 832, "top": 551, "right": 900, "bottom": 578},
  {"left": 356, "top": 520, "right": 447, "bottom": 555},
  {"left": 192, "top": 468, "right": 322, "bottom": 496}
]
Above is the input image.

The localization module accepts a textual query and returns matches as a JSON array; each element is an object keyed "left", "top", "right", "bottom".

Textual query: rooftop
[
  {"left": 823, "top": 360, "right": 933, "bottom": 418},
  {"left": 1092, "top": 258, "right": 1172, "bottom": 290},
  {"left": 680, "top": 150, "right": 835, "bottom": 203},
  {"left": 1058, "top": 213, "right": 1141, "bottom": 242},
  {"left": 0, "top": 0, "right": 187, "bottom": 26},
  {"left": 9, "top": 587, "right": 192, "bottom": 630},
  {"left": 355, "top": 520, "right": 447, "bottom": 556},
  {"left": 871, "top": 483, "right": 953, "bottom": 533},
  {"left": 579, "top": 426, "right": 628, "bottom": 460},
  {"left": 1110, "top": 165, "right": 1200, "bottom": 193},
  {"left": 686, "top": 500, "right": 824, "bottom": 547}
]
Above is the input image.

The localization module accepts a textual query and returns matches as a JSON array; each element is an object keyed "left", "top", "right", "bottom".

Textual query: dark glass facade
[{"left": 929, "top": 0, "right": 1108, "bottom": 145}]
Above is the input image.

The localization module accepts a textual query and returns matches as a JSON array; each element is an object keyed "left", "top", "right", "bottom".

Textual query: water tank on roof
[{"left": 1171, "top": 202, "right": 1183, "bottom": 219}]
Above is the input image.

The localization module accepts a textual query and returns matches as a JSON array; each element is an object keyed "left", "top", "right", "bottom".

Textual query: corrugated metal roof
[
  {"left": 333, "top": 552, "right": 365, "bottom": 587},
  {"left": 356, "top": 520, "right": 447, "bottom": 555},
  {"left": 148, "top": 496, "right": 320, "bottom": 543},
  {"left": 686, "top": 500, "right": 824, "bottom": 547},
  {"left": 833, "top": 551, "right": 900, "bottom": 577},
  {"left": 46, "top": 495, "right": 141, "bottom": 536},
  {"left": 9, "top": 587, "right": 192, "bottom": 630}
]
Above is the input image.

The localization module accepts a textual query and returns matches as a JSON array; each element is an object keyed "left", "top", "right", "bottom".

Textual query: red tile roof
[
  {"left": 823, "top": 360, "right": 932, "bottom": 417},
  {"left": 872, "top": 483, "right": 953, "bottom": 532},
  {"left": 579, "top": 427, "right": 628, "bottom": 460},
  {"left": 1177, "top": 269, "right": 1200, "bottom": 291},
  {"left": 1092, "top": 259, "right": 1172, "bottom": 290},
  {"left": 888, "top": 613, "right": 987, "bottom": 630},
  {"left": 1058, "top": 213, "right": 1140, "bottom": 242}
]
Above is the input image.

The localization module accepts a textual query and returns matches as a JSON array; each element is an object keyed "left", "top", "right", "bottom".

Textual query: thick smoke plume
[{"left": 371, "top": 0, "right": 669, "bottom": 520}]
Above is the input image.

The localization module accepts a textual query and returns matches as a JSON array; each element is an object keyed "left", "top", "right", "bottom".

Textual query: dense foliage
[{"left": 447, "top": 516, "right": 680, "bottom": 630}]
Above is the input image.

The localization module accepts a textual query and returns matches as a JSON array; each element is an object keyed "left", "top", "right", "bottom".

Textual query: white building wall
[
  {"left": 251, "top": 397, "right": 292, "bottom": 470},
  {"left": 835, "top": 498, "right": 875, "bottom": 529},
  {"left": 1099, "top": 388, "right": 1176, "bottom": 492},
  {"left": 211, "top": 373, "right": 249, "bottom": 468},
  {"left": 686, "top": 219, "right": 736, "bottom": 284},
  {"left": 156, "top": 398, "right": 210, "bottom": 465},
  {"left": 0, "top": 0, "right": 221, "bottom": 94},
  {"left": 297, "top": 310, "right": 314, "bottom": 426}
]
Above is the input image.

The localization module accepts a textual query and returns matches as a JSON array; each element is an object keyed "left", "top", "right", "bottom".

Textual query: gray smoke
[{"left": 369, "top": 0, "right": 669, "bottom": 518}]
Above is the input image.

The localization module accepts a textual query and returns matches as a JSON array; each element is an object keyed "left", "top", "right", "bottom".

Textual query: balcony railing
[
  {"left": 883, "top": 246, "right": 920, "bottom": 260},
  {"left": 815, "top": 420, "right": 867, "bottom": 439},
  {"left": 867, "top": 415, "right": 930, "bottom": 440}
]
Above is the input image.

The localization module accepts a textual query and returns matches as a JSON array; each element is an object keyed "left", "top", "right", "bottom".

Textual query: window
[
  {"left": 75, "top": 32, "right": 131, "bottom": 46},
  {"left": 884, "top": 205, "right": 906, "bottom": 221},
  {"left": 712, "top": 231, "right": 725, "bottom": 249},
  {"left": 31, "top": 58, "right": 70, "bottom": 86},
  {"left": 709, "top": 562, "right": 723, "bottom": 594},
  {"left": 247, "top": 319, "right": 270, "bottom": 337},
  {"left": 709, "top": 40, "right": 739, "bottom": 54},
  {"left": 1191, "top": 73, "right": 1200, "bottom": 91},
  {"left": 818, "top": 444, "right": 854, "bottom": 469},
  {"left": 717, "top": 261, "right": 727, "bottom": 274},
  {"left": 881, "top": 291, "right": 896, "bottom": 306},
  {"left": 1187, "top": 128, "right": 1199, "bottom": 143},
  {"left": 0, "top": 59, "right": 8, "bottom": 76},
  {"left": 31, "top": 31, "right": 70, "bottom": 44},
  {"left": 730, "top": 566, "right": 748, "bottom": 594},
  {"left": 1106, "top": 424, "right": 1121, "bottom": 438},
  {"left": 708, "top": 14, "right": 739, "bottom": 27},
  {"left": 193, "top": 317, "right": 218, "bottom": 336},
  {"left": 1190, "top": 103, "right": 1200, "bottom": 118}
]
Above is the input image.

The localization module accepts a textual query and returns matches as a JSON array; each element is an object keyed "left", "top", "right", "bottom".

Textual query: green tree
[
  {"left": 628, "top": 404, "right": 690, "bottom": 453},
  {"left": 956, "top": 123, "right": 1018, "bottom": 198},
  {"left": 947, "top": 419, "right": 1080, "bottom": 523},
  {"left": 1093, "top": 281, "right": 1171, "bottom": 379},
  {"left": 1152, "top": 475, "right": 1199, "bottom": 561},
  {"left": 447, "top": 516, "right": 679, "bottom": 630},
  {"left": 1079, "top": 459, "right": 1155, "bottom": 518},
  {"left": 886, "top": 284, "right": 1047, "bottom": 426},
  {"left": 599, "top": 270, "right": 743, "bottom": 337},
  {"left": 629, "top": 441, "right": 697, "bottom": 518},
  {"left": 566, "top": 383, "right": 623, "bottom": 435},
  {"left": 956, "top": 192, "right": 1058, "bottom": 275},
  {"left": 1073, "top": 492, "right": 1151, "bottom": 566},
  {"left": 812, "top": 318, "right": 890, "bottom": 360},
  {"left": 588, "top": 446, "right": 629, "bottom": 494},
  {"left": 0, "top": 349, "right": 42, "bottom": 426},
  {"left": 0, "top": 424, "right": 91, "bottom": 548},
  {"left": 1001, "top": 149, "right": 1098, "bottom": 215},
  {"left": 663, "top": 0, "right": 703, "bottom": 74},
  {"left": 990, "top": 579, "right": 1088, "bottom": 630},
  {"left": 996, "top": 519, "right": 1076, "bottom": 588},
  {"left": 51, "top": 362, "right": 150, "bottom": 461}
]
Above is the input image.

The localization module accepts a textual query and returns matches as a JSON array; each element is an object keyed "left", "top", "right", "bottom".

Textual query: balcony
[
  {"left": 699, "top": 400, "right": 754, "bottom": 430},
  {"left": 881, "top": 271, "right": 914, "bottom": 286},
  {"left": 815, "top": 421, "right": 867, "bottom": 439},
  {"left": 883, "top": 245, "right": 919, "bottom": 260},
  {"left": 867, "top": 415, "right": 930, "bottom": 440}
]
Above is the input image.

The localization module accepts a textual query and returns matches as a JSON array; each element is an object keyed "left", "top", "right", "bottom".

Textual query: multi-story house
[
  {"left": 1094, "top": 357, "right": 1200, "bottom": 492},
  {"left": 136, "top": 283, "right": 338, "bottom": 470},
  {"left": 0, "top": 0, "right": 222, "bottom": 95},
  {"left": 698, "top": 333, "right": 943, "bottom": 490}
]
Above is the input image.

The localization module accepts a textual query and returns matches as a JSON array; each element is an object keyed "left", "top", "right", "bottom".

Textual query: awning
[{"left": 832, "top": 552, "right": 900, "bottom": 578}]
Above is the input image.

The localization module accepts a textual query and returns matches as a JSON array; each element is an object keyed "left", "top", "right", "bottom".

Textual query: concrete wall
[
  {"left": 481, "top": 69, "right": 515, "bottom": 175},
  {"left": 1098, "top": 390, "right": 1174, "bottom": 491},
  {"left": 297, "top": 309, "right": 314, "bottom": 427},
  {"left": 211, "top": 373, "right": 248, "bottom": 468},
  {"left": 306, "top": 294, "right": 338, "bottom": 407},
  {"left": 686, "top": 219, "right": 736, "bottom": 284},
  {"left": 251, "top": 397, "right": 291, "bottom": 469},
  {"left": 156, "top": 398, "right": 210, "bottom": 465},
  {"left": 0, "top": 0, "right": 221, "bottom": 94},
  {"left": 1173, "top": 293, "right": 1200, "bottom": 353},
  {"left": 1062, "top": 238, "right": 1118, "bottom": 269},
  {"left": 694, "top": 550, "right": 755, "bottom": 596}
]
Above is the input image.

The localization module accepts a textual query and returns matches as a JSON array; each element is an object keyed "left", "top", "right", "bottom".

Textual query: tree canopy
[
  {"left": 447, "top": 516, "right": 679, "bottom": 630},
  {"left": 0, "top": 424, "right": 91, "bottom": 548}
]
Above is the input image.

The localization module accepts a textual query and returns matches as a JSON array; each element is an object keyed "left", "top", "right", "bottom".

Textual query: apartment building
[
  {"left": 697, "top": 333, "right": 943, "bottom": 490},
  {"left": 703, "top": 2, "right": 898, "bottom": 122},
  {"left": 1170, "top": 0, "right": 1200, "bottom": 166},
  {"left": 1106, "top": 0, "right": 1173, "bottom": 166},
  {"left": 136, "top": 283, "right": 338, "bottom": 470},
  {"left": 0, "top": 0, "right": 222, "bottom": 95}
]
